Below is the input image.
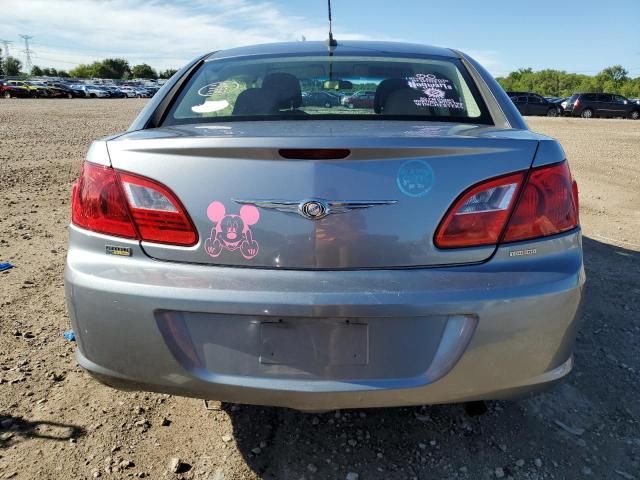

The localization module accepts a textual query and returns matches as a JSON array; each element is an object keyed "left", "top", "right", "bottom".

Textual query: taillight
[
  {"left": 434, "top": 161, "right": 579, "bottom": 249},
  {"left": 72, "top": 163, "right": 137, "bottom": 238},
  {"left": 502, "top": 162, "right": 579, "bottom": 242},
  {"left": 574, "top": 99, "right": 580, "bottom": 108},
  {"left": 118, "top": 171, "right": 197, "bottom": 245},
  {"left": 435, "top": 172, "right": 524, "bottom": 248},
  {"left": 71, "top": 162, "right": 197, "bottom": 246}
]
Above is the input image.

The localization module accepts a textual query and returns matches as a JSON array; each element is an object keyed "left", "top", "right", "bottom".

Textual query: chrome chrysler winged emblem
[{"left": 233, "top": 198, "right": 397, "bottom": 220}]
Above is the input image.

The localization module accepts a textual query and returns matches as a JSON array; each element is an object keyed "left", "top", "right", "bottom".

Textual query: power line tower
[
  {"left": 20, "top": 35, "right": 34, "bottom": 70},
  {"left": 0, "top": 39, "right": 12, "bottom": 57}
]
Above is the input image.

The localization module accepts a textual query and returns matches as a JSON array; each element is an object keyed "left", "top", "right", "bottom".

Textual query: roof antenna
[{"left": 326, "top": 0, "right": 338, "bottom": 48}]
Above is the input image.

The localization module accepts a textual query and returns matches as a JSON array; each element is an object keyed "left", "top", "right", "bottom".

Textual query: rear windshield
[{"left": 163, "top": 54, "right": 493, "bottom": 126}]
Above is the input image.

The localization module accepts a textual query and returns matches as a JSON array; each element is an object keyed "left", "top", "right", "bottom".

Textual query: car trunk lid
[{"left": 107, "top": 121, "right": 539, "bottom": 269}]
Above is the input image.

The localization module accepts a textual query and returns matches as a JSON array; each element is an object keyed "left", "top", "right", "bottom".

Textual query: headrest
[
  {"left": 374, "top": 78, "right": 411, "bottom": 114},
  {"left": 232, "top": 88, "right": 273, "bottom": 115},
  {"left": 381, "top": 88, "right": 425, "bottom": 115},
  {"left": 262, "top": 72, "right": 302, "bottom": 110}
]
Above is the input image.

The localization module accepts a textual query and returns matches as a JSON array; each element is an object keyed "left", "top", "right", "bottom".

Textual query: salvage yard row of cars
[
  {"left": 309, "top": 89, "right": 640, "bottom": 119},
  {"left": 2, "top": 76, "right": 638, "bottom": 120},
  {"left": 508, "top": 91, "right": 640, "bottom": 119},
  {"left": 0, "top": 79, "right": 160, "bottom": 99}
]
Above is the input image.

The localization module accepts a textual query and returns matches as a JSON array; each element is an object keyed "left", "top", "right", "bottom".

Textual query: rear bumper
[{"left": 65, "top": 226, "right": 585, "bottom": 410}]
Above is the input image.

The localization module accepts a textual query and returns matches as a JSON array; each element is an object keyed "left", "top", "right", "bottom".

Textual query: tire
[
  {"left": 90, "top": 93, "right": 96, "bottom": 98},
  {"left": 324, "top": 102, "right": 332, "bottom": 108},
  {"left": 67, "top": 93, "right": 73, "bottom": 99},
  {"left": 581, "top": 108, "right": 593, "bottom": 119},
  {"left": 547, "top": 107, "right": 558, "bottom": 117},
  {"left": 347, "top": 103, "right": 354, "bottom": 109},
  {"left": 4, "top": 92, "right": 11, "bottom": 99},
  {"left": 630, "top": 110, "right": 640, "bottom": 120}
]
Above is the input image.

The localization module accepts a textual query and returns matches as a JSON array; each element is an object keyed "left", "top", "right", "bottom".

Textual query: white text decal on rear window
[{"left": 408, "top": 74, "right": 465, "bottom": 110}]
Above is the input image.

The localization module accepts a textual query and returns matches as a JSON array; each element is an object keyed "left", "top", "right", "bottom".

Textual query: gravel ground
[{"left": 0, "top": 99, "right": 638, "bottom": 480}]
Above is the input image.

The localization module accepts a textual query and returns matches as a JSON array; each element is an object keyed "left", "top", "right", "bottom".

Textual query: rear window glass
[{"left": 163, "top": 55, "right": 492, "bottom": 125}]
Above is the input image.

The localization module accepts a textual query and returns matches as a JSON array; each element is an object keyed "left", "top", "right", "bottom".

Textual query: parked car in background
[
  {"left": 563, "top": 93, "right": 640, "bottom": 119},
  {"left": 66, "top": 41, "right": 584, "bottom": 411},
  {"left": 121, "top": 86, "right": 151, "bottom": 98},
  {"left": 44, "top": 85, "right": 68, "bottom": 98},
  {"left": 507, "top": 92, "right": 561, "bottom": 117},
  {"left": 73, "top": 85, "right": 110, "bottom": 98},
  {"left": 545, "top": 96, "right": 566, "bottom": 106},
  {"left": 144, "top": 85, "right": 161, "bottom": 96},
  {"left": 341, "top": 90, "right": 376, "bottom": 109},
  {"left": 302, "top": 91, "right": 342, "bottom": 108},
  {"left": 119, "top": 86, "right": 139, "bottom": 98},
  {"left": 134, "top": 88, "right": 153, "bottom": 98},
  {"left": 103, "top": 86, "right": 126, "bottom": 98},
  {"left": 549, "top": 97, "right": 567, "bottom": 114},
  {"left": 0, "top": 81, "right": 32, "bottom": 98},
  {"left": 31, "top": 81, "right": 71, "bottom": 98},
  {"left": 50, "top": 82, "right": 87, "bottom": 98},
  {"left": 5, "top": 80, "right": 48, "bottom": 97}
]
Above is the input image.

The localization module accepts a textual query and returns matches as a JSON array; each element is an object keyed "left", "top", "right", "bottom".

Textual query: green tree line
[
  {"left": 0, "top": 47, "right": 24, "bottom": 77},
  {"left": 30, "top": 66, "right": 70, "bottom": 77},
  {"left": 496, "top": 65, "right": 640, "bottom": 98},
  {"left": 0, "top": 54, "right": 177, "bottom": 80},
  {"left": 65, "top": 58, "right": 176, "bottom": 80}
]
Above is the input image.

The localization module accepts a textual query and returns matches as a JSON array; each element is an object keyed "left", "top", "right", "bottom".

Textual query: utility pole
[
  {"left": 0, "top": 39, "right": 12, "bottom": 57},
  {"left": 20, "top": 35, "right": 34, "bottom": 70}
]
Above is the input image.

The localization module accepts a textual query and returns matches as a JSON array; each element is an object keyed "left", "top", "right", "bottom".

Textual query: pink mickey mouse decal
[{"left": 204, "top": 201, "right": 260, "bottom": 260}]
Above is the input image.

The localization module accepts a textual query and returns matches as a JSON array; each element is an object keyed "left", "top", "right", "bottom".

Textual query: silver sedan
[{"left": 65, "top": 41, "right": 584, "bottom": 411}]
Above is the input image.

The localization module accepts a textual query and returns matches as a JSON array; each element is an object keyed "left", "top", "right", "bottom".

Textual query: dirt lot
[{"left": 0, "top": 99, "right": 638, "bottom": 480}]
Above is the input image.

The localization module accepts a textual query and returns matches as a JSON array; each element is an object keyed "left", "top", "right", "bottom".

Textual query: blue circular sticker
[{"left": 397, "top": 160, "right": 434, "bottom": 197}]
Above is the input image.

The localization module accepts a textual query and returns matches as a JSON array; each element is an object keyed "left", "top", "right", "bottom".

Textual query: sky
[{"left": 1, "top": 0, "right": 639, "bottom": 77}]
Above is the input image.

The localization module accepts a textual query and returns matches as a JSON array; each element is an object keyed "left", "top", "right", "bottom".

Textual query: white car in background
[
  {"left": 120, "top": 86, "right": 151, "bottom": 98},
  {"left": 73, "top": 85, "right": 109, "bottom": 98},
  {"left": 119, "top": 86, "right": 139, "bottom": 98},
  {"left": 133, "top": 88, "right": 152, "bottom": 98}
]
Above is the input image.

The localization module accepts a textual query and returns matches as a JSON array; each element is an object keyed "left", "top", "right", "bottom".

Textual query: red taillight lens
[
  {"left": 71, "top": 162, "right": 197, "bottom": 246},
  {"left": 72, "top": 162, "right": 137, "bottom": 238},
  {"left": 434, "top": 161, "right": 579, "bottom": 249},
  {"left": 118, "top": 171, "right": 197, "bottom": 246},
  {"left": 435, "top": 172, "right": 525, "bottom": 248},
  {"left": 502, "top": 162, "right": 579, "bottom": 242}
]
